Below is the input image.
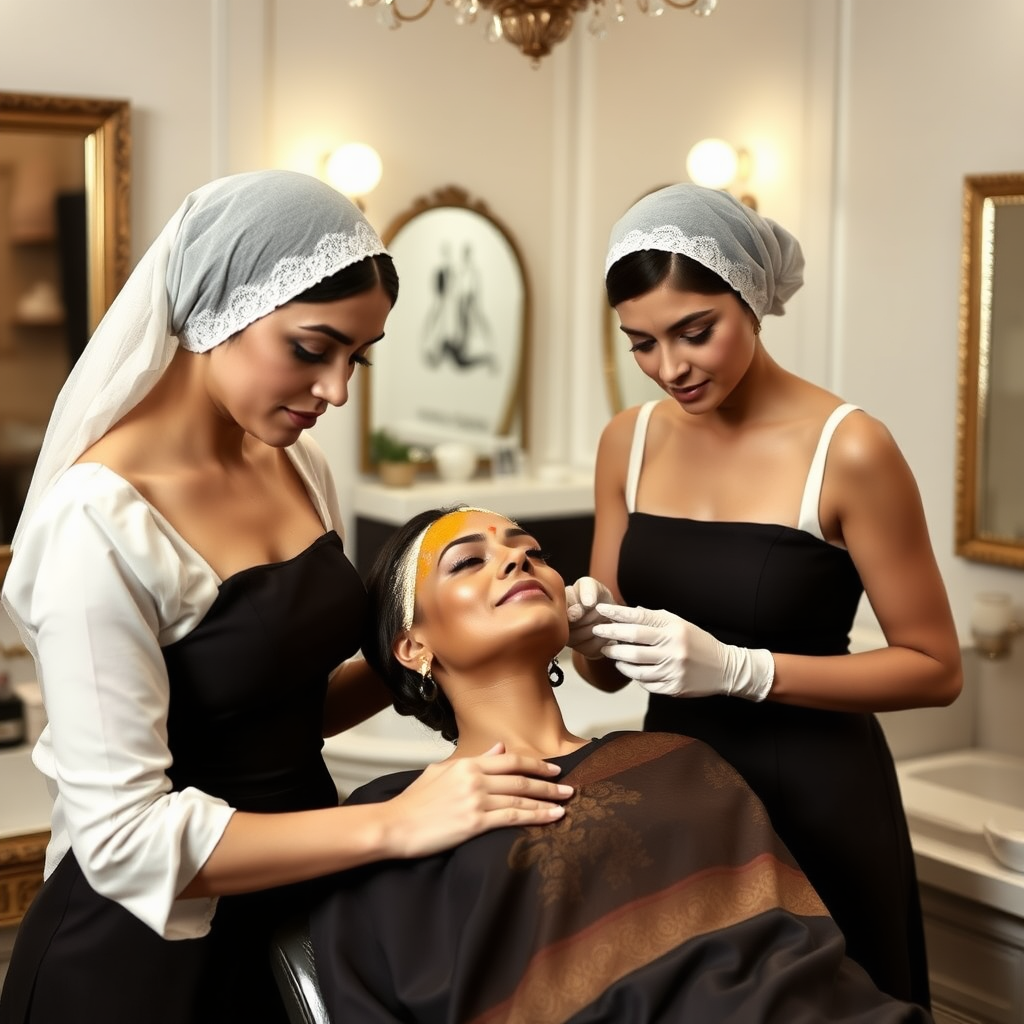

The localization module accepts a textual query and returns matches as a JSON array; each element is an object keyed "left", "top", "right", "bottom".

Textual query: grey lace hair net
[
  {"left": 604, "top": 184, "right": 804, "bottom": 319},
  {"left": 9, "top": 168, "right": 387, "bottom": 552}
]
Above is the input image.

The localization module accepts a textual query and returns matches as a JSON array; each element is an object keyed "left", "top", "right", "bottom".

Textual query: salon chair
[{"left": 269, "top": 914, "right": 330, "bottom": 1024}]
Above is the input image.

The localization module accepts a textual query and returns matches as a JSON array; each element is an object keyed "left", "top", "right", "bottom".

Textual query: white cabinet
[{"left": 921, "top": 884, "right": 1024, "bottom": 1024}]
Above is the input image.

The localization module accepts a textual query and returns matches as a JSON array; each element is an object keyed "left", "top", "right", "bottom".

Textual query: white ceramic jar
[{"left": 433, "top": 442, "right": 477, "bottom": 482}]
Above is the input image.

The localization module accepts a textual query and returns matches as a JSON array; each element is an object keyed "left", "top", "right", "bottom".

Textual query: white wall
[
  {"left": 263, "top": 0, "right": 824, "bottom": 544},
  {"left": 574, "top": 0, "right": 835, "bottom": 460},
  {"left": 265, "top": 0, "right": 566, "bottom": 539},
  {"left": 831, "top": 0, "right": 1024, "bottom": 637},
  {"left": 2, "top": 0, "right": 1024, "bottom": 643}
]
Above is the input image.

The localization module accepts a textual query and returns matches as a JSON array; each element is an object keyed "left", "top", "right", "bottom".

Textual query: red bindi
[{"left": 487, "top": 525, "right": 497, "bottom": 534}]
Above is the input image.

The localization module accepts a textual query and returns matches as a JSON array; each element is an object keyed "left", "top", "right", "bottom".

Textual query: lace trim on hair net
[
  {"left": 181, "top": 222, "right": 385, "bottom": 352},
  {"left": 605, "top": 228, "right": 764, "bottom": 320},
  {"left": 603, "top": 184, "right": 804, "bottom": 320},
  {"left": 398, "top": 507, "right": 509, "bottom": 630}
]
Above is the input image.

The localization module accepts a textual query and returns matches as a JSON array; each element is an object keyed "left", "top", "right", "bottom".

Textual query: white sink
[
  {"left": 897, "top": 748, "right": 1024, "bottom": 872},
  {"left": 0, "top": 745, "right": 52, "bottom": 839}
]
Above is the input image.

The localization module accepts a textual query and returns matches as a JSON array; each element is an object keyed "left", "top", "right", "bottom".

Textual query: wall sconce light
[
  {"left": 970, "top": 591, "right": 1019, "bottom": 659},
  {"left": 323, "top": 142, "right": 383, "bottom": 210},
  {"left": 685, "top": 138, "right": 757, "bottom": 210}
]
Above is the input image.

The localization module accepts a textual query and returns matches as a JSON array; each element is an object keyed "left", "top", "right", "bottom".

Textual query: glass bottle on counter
[{"left": 0, "top": 648, "right": 26, "bottom": 748}]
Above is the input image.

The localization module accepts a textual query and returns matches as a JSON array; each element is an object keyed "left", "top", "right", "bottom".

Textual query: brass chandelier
[{"left": 350, "top": 0, "right": 718, "bottom": 64}]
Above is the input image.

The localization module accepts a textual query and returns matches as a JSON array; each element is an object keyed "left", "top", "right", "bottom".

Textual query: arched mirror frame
[
  {"left": 955, "top": 172, "right": 1024, "bottom": 569},
  {"left": 0, "top": 91, "right": 131, "bottom": 582},
  {"left": 603, "top": 304, "right": 667, "bottom": 414},
  {"left": 359, "top": 185, "right": 531, "bottom": 474},
  {"left": 602, "top": 183, "right": 673, "bottom": 415}
]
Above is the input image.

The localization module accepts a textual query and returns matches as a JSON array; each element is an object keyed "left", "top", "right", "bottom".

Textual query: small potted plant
[{"left": 370, "top": 428, "right": 417, "bottom": 488}]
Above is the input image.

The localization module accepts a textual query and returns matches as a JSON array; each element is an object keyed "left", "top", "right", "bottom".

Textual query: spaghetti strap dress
[
  {"left": 0, "top": 530, "right": 365, "bottom": 1024},
  {"left": 616, "top": 400, "right": 930, "bottom": 1009}
]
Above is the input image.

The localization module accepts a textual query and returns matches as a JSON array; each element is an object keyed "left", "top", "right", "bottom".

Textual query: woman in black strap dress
[{"left": 567, "top": 184, "right": 962, "bottom": 1009}]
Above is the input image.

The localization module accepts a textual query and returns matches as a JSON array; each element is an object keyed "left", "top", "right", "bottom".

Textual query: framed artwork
[{"left": 361, "top": 186, "right": 530, "bottom": 473}]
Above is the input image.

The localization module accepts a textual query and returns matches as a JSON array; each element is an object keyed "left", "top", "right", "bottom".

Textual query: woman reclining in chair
[{"left": 309, "top": 505, "right": 932, "bottom": 1023}]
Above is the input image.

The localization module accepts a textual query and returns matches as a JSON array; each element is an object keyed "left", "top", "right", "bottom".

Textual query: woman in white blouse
[{"left": 0, "top": 171, "right": 570, "bottom": 1024}]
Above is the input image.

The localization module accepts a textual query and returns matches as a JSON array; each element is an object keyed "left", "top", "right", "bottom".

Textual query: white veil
[{"left": 10, "top": 169, "right": 388, "bottom": 553}]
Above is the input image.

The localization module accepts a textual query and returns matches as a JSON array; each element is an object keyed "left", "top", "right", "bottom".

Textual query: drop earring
[
  {"left": 418, "top": 658, "right": 438, "bottom": 703},
  {"left": 548, "top": 656, "right": 564, "bottom": 687}
]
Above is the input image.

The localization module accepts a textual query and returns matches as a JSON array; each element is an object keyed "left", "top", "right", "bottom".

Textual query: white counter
[
  {"left": 910, "top": 830, "right": 1024, "bottom": 919},
  {"left": 0, "top": 746, "right": 51, "bottom": 840},
  {"left": 352, "top": 471, "right": 594, "bottom": 526},
  {"left": 897, "top": 749, "right": 1024, "bottom": 920}
]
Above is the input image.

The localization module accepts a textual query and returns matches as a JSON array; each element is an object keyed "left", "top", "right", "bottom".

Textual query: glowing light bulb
[
  {"left": 685, "top": 138, "right": 739, "bottom": 190},
  {"left": 325, "top": 143, "right": 383, "bottom": 199}
]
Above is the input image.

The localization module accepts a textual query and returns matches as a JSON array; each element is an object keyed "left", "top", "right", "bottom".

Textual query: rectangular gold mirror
[
  {"left": 955, "top": 172, "right": 1024, "bottom": 568},
  {"left": 0, "top": 91, "right": 131, "bottom": 577}
]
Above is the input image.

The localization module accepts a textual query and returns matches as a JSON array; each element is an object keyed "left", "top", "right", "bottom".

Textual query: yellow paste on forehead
[
  {"left": 415, "top": 510, "right": 476, "bottom": 590},
  {"left": 401, "top": 507, "right": 517, "bottom": 629},
  {"left": 416, "top": 510, "right": 519, "bottom": 584}
]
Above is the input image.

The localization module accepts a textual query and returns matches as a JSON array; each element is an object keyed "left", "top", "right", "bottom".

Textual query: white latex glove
[
  {"left": 564, "top": 576, "right": 616, "bottom": 659},
  {"left": 591, "top": 604, "right": 775, "bottom": 701}
]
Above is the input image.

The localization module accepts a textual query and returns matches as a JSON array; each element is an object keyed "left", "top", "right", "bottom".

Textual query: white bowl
[
  {"left": 433, "top": 442, "right": 477, "bottom": 482},
  {"left": 984, "top": 819, "right": 1024, "bottom": 873}
]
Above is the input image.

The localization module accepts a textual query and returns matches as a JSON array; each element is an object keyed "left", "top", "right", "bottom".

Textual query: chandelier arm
[
  {"left": 389, "top": 0, "right": 437, "bottom": 22},
  {"left": 361, "top": 0, "right": 716, "bottom": 62}
]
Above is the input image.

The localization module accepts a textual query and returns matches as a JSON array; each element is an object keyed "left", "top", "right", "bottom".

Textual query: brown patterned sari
[{"left": 310, "top": 733, "right": 932, "bottom": 1023}]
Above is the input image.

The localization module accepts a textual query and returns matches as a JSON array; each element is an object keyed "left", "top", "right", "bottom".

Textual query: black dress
[
  {"left": 0, "top": 531, "right": 364, "bottom": 1024},
  {"left": 618, "top": 515, "right": 930, "bottom": 1007}
]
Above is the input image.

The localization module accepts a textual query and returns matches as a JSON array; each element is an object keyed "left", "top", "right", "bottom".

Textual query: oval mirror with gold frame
[
  {"left": 603, "top": 304, "right": 668, "bottom": 413},
  {"left": 955, "top": 172, "right": 1024, "bottom": 568},
  {"left": 602, "top": 184, "right": 671, "bottom": 414},
  {"left": 0, "top": 91, "right": 131, "bottom": 575},
  {"left": 360, "top": 185, "right": 530, "bottom": 474}
]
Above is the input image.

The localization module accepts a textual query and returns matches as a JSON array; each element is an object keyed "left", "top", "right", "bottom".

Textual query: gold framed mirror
[
  {"left": 0, "top": 91, "right": 131, "bottom": 577},
  {"left": 955, "top": 172, "right": 1024, "bottom": 568},
  {"left": 360, "top": 185, "right": 530, "bottom": 474},
  {"left": 603, "top": 304, "right": 668, "bottom": 413},
  {"left": 602, "top": 184, "right": 671, "bottom": 414}
]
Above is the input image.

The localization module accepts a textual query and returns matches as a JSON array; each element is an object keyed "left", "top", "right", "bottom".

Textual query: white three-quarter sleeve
[{"left": 3, "top": 466, "right": 236, "bottom": 939}]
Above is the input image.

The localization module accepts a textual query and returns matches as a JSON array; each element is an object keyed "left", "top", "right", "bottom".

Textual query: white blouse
[{"left": 2, "top": 435, "right": 342, "bottom": 940}]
